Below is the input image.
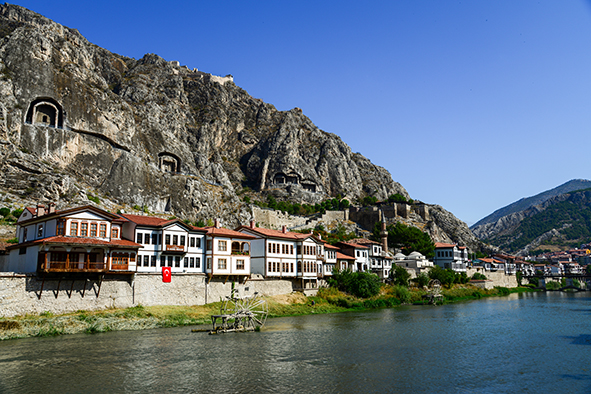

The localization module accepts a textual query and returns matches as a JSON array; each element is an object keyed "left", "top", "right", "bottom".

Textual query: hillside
[
  {"left": 471, "top": 179, "right": 591, "bottom": 229},
  {"left": 476, "top": 189, "right": 591, "bottom": 255},
  {"left": 0, "top": 4, "right": 484, "bottom": 251}
]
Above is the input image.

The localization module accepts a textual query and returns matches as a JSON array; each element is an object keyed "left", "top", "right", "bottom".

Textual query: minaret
[{"left": 380, "top": 222, "right": 388, "bottom": 252}]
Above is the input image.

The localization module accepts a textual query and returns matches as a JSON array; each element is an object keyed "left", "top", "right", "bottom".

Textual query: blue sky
[{"left": 12, "top": 1, "right": 591, "bottom": 225}]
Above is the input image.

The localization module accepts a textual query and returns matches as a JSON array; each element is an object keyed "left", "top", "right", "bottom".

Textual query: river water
[{"left": 0, "top": 292, "right": 590, "bottom": 393}]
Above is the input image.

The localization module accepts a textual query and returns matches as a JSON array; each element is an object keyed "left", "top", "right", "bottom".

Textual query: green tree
[
  {"left": 0, "top": 207, "right": 10, "bottom": 218},
  {"left": 471, "top": 273, "right": 487, "bottom": 280},
  {"left": 11, "top": 208, "right": 23, "bottom": 218},
  {"left": 328, "top": 269, "right": 381, "bottom": 298},
  {"left": 412, "top": 273, "right": 430, "bottom": 288},
  {"left": 373, "top": 222, "right": 435, "bottom": 258},
  {"left": 390, "top": 265, "right": 411, "bottom": 287},
  {"left": 388, "top": 193, "right": 408, "bottom": 204},
  {"left": 428, "top": 266, "right": 456, "bottom": 287}
]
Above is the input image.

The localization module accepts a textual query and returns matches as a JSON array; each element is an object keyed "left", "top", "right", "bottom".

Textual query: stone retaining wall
[
  {"left": 0, "top": 273, "right": 296, "bottom": 318},
  {"left": 466, "top": 269, "right": 518, "bottom": 288}
]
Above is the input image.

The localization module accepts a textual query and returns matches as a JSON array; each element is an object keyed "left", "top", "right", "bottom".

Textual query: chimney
[
  {"left": 250, "top": 220, "right": 255, "bottom": 229},
  {"left": 48, "top": 203, "right": 56, "bottom": 214},
  {"left": 36, "top": 204, "right": 45, "bottom": 217},
  {"left": 282, "top": 225, "right": 287, "bottom": 233},
  {"left": 380, "top": 221, "right": 388, "bottom": 251},
  {"left": 215, "top": 219, "right": 221, "bottom": 229}
]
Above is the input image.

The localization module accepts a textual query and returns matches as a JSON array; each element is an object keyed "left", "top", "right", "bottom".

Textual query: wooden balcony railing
[{"left": 41, "top": 261, "right": 108, "bottom": 272}]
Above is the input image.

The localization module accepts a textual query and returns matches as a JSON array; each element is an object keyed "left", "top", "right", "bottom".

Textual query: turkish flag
[{"left": 162, "top": 266, "right": 172, "bottom": 283}]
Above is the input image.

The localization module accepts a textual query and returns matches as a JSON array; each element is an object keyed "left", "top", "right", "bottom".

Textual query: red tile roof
[
  {"left": 349, "top": 238, "right": 380, "bottom": 245},
  {"left": 434, "top": 242, "right": 456, "bottom": 248},
  {"left": 336, "top": 252, "right": 356, "bottom": 261},
  {"left": 323, "top": 243, "right": 340, "bottom": 250},
  {"left": 121, "top": 214, "right": 175, "bottom": 227},
  {"left": 19, "top": 205, "right": 123, "bottom": 225},
  {"left": 237, "top": 226, "right": 318, "bottom": 241},
  {"left": 198, "top": 226, "right": 256, "bottom": 239},
  {"left": 337, "top": 241, "right": 369, "bottom": 249}
]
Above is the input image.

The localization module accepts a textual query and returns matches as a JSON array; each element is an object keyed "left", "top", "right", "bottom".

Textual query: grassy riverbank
[{"left": 0, "top": 285, "right": 535, "bottom": 340}]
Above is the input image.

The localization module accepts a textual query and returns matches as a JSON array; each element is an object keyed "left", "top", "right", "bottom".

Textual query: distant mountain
[
  {"left": 472, "top": 179, "right": 591, "bottom": 229},
  {"left": 472, "top": 184, "right": 591, "bottom": 255}
]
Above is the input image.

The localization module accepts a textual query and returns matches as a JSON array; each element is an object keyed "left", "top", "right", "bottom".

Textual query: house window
[
  {"left": 100, "top": 224, "right": 107, "bottom": 238},
  {"left": 184, "top": 257, "right": 188, "bottom": 268},
  {"left": 70, "top": 222, "right": 78, "bottom": 236},
  {"left": 144, "top": 233, "right": 150, "bottom": 244},
  {"left": 180, "top": 236, "right": 185, "bottom": 246},
  {"left": 151, "top": 255, "right": 156, "bottom": 267},
  {"left": 190, "top": 237, "right": 195, "bottom": 248},
  {"left": 143, "top": 255, "right": 149, "bottom": 267},
  {"left": 206, "top": 258, "right": 212, "bottom": 270},
  {"left": 291, "top": 262, "right": 294, "bottom": 272},
  {"left": 290, "top": 245, "right": 294, "bottom": 255},
  {"left": 173, "top": 235, "right": 178, "bottom": 245},
  {"left": 165, "top": 234, "right": 171, "bottom": 245},
  {"left": 167, "top": 256, "right": 173, "bottom": 267},
  {"left": 137, "top": 233, "right": 143, "bottom": 244},
  {"left": 56, "top": 220, "right": 65, "bottom": 236},
  {"left": 190, "top": 257, "right": 195, "bottom": 268},
  {"left": 297, "top": 245, "right": 301, "bottom": 255},
  {"left": 175, "top": 256, "right": 181, "bottom": 267},
  {"left": 80, "top": 223, "right": 88, "bottom": 237},
  {"left": 206, "top": 240, "right": 212, "bottom": 251},
  {"left": 160, "top": 256, "right": 166, "bottom": 267},
  {"left": 195, "top": 257, "right": 201, "bottom": 268},
  {"left": 218, "top": 258, "right": 227, "bottom": 270},
  {"left": 268, "top": 243, "right": 272, "bottom": 253},
  {"left": 237, "top": 259, "right": 245, "bottom": 270},
  {"left": 219, "top": 240, "right": 227, "bottom": 251},
  {"left": 195, "top": 238, "right": 201, "bottom": 248},
  {"left": 111, "top": 228, "right": 119, "bottom": 239},
  {"left": 90, "top": 223, "right": 97, "bottom": 237},
  {"left": 158, "top": 234, "right": 162, "bottom": 245},
  {"left": 37, "top": 224, "right": 43, "bottom": 238},
  {"left": 19, "top": 246, "right": 26, "bottom": 255},
  {"left": 152, "top": 233, "right": 158, "bottom": 245}
]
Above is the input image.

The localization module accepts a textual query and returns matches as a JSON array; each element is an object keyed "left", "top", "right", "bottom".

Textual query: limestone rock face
[
  {"left": 426, "top": 204, "right": 492, "bottom": 253},
  {"left": 0, "top": 4, "right": 408, "bottom": 225}
]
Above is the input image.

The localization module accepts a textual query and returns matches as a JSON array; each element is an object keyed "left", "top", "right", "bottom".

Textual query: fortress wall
[
  {"left": 252, "top": 206, "right": 308, "bottom": 229},
  {"left": 0, "top": 273, "right": 296, "bottom": 318}
]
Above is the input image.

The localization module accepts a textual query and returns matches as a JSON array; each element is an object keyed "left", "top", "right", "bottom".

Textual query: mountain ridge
[{"left": 471, "top": 179, "right": 591, "bottom": 229}]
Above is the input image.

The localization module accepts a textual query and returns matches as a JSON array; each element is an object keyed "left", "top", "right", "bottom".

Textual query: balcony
[
  {"left": 40, "top": 260, "right": 108, "bottom": 273},
  {"left": 231, "top": 251, "right": 250, "bottom": 256}
]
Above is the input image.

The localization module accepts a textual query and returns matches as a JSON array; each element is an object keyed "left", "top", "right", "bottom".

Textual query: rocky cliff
[
  {"left": 0, "top": 4, "right": 481, "bottom": 251},
  {"left": 0, "top": 4, "right": 409, "bottom": 224}
]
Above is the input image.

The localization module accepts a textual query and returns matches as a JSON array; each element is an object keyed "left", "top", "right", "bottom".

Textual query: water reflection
[{"left": 0, "top": 292, "right": 591, "bottom": 393}]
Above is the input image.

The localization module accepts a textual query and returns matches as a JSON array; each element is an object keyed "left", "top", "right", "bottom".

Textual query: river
[{"left": 0, "top": 291, "right": 590, "bottom": 393}]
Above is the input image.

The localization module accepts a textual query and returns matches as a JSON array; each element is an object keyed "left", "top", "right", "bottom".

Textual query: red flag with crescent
[{"left": 162, "top": 266, "right": 172, "bottom": 282}]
